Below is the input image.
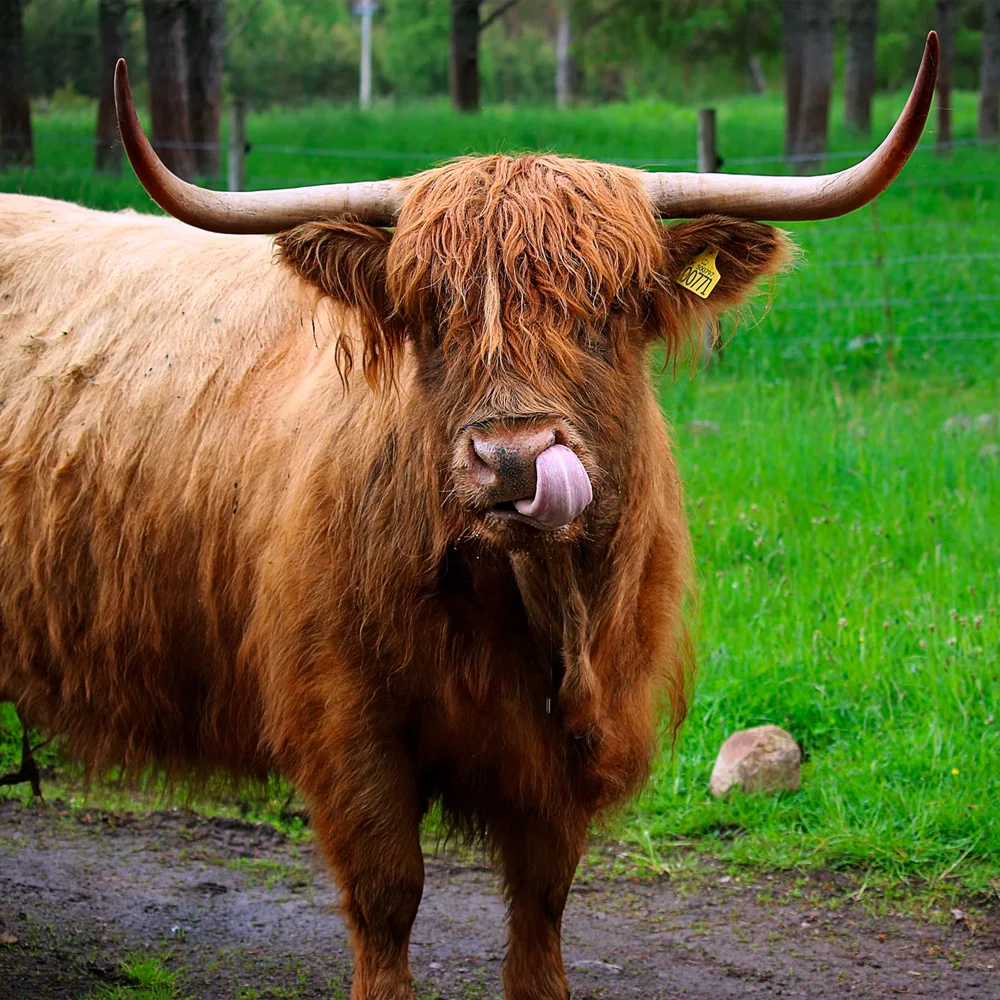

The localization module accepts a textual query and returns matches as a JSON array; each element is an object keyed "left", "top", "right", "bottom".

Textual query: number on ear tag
[{"left": 676, "top": 248, "right": 722, "bottom": 299}]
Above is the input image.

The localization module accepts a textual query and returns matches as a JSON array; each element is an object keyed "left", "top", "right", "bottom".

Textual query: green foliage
[
  {"left": 382, "top": 0, "right": 450, "bottom": 99},
  {"left": 24, "top": 0, "right": 101, "bottom": 98},
  {"left": 0, "top": 703, "right": 20, "bottom": 774},
  {"left": 878, "top": 0, "right": 986, "bottom": 91},
  {"left": 119, "top": 954, "right": 177, "bottom": 988},
  {"left": 85, "top": 952, "right": 180, "bottom": 1000},
  {"left": 226, "top": 0, "right": 359, "bottom": 105},
  {"left": 1, "top": 91, "right": 998, "bottom": 891},
  {"left": 17, "top": 0, "right": 994, "bottom": 107},
  {"left": 569, "top": 0, "right": 784, "bottom": 101},
  {"left": 481, "top": 21, "right": 556, "bottom": 104}
]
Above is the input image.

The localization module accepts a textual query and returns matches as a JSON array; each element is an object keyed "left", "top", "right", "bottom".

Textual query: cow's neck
[{"left": 435, "top": 538, "right": 608, "bottom": 721}]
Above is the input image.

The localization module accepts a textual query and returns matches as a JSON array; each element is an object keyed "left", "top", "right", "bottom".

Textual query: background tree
[
  {"left": 185, "top": 0, "right": 226, "bottom": 176},
  {"left": 449, "top": 0, "right": 518, "bottom": 111},
  {"left": 935, "top": 0, "right": 956, "bottom": 149},
  {"left": 450, "top": 0, "right": 481, "bottom": 111},
  {"left": 0, "top": 0, "right": 35, "bottom": 169},
  {"left": 95, "top": 0, "right": 127, "bottom": 173},
  {"left": 748, "top": 54, "right": 767, "bottom": 94},
  {"left": 564, "top": 0, "right": 632, "bottom": 103},
  {"left": 782, "top": 0, "right": 803, "bottom": 157},
  {"left": 382, "top": 0, "right": 448, "bottom": 100},
  {"left": 795, "top": 0, "right": 834, "bottom": 170},
  {"left": 226, "top": 0, "right": 358, "bottom": 106},
  {"left": 143, "top": 0, "right": 195, "bottom": 179},
  {"left": 844, "top": 0, "right": 878, "bottom": 133},
  {"left": 980, "top": 0, "right": 1000, "bottom": 139}
]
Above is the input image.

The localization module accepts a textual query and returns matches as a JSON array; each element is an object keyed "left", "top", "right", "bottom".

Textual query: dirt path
[{"left": 1, "top": 800, "right": 997, "bottom": 1000}]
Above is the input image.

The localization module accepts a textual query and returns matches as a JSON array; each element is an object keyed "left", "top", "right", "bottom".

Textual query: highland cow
[{"left": 0, "top": 39, "right": 936, "bottom": 1000}]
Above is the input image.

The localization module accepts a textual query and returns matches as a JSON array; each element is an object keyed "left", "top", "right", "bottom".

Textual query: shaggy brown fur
[{"left": 0, "top": 155, "right": 790, "bottom": 1000}]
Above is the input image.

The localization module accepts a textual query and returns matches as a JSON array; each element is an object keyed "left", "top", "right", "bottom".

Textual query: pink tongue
[{"left": 514, "top": 444, "right": 593, "bottom": 530}]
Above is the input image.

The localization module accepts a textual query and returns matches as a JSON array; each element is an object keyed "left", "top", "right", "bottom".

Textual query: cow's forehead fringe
[{"left": 388, "top": 154, "right": 665, "bottom": 365}]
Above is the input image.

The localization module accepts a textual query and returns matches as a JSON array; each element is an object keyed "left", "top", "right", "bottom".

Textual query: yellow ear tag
[{"left": 676, "top": 248, "right": 721, "bottom": 299}]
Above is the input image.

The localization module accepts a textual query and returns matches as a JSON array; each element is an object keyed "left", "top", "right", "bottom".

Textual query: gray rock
[
  {"left": 980, "top": 443, "right": 1000, "bottom": 462},
  {"left": 709, "top": 724, "right": 801, "bottom": 798},
  {"left": 974, "top": 413, "right": 999, "bottom": 434},
  {"left": 571, "top": 959, "right": 623, "bottom": 974}
]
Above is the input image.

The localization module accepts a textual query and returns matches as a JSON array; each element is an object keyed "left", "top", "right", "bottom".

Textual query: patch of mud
[{"left": 1, "top": 799, "right": 997, "bottom": 999}]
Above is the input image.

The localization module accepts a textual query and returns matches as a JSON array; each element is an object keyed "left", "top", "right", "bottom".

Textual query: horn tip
[
  {"left": 925, "top": 30, "right": 939, "bottom": 62},
  {"left": 114, "top": 58, "right": 131, "bottom": 110}
]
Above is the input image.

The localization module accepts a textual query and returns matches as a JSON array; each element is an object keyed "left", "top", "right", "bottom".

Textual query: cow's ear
[
  {"left": 651, "top": 215, "right": 794, "bottom": 358},
  {"left": 275, "top": 221, "right": 406, "bottom": 389}
]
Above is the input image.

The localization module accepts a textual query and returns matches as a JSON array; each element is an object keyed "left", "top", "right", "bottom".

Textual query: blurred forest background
[
  {"left": 6, "top": 0, "right": 995, "bottom": 105},
  {"left": 2, "top": 0, "right": 999, "bottom": 179}
]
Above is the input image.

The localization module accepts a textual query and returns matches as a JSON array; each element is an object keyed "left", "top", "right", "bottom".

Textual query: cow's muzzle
[{"left": 461, "top": 425, "right": 593, "bottom": 531}]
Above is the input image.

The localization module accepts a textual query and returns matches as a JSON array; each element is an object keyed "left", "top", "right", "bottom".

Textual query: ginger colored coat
[{"left": 0, "top": 156, "right": 788, "bottom": 999}]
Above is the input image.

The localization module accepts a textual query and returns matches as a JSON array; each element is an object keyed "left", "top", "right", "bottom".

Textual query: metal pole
[
  {"left": 228, "top": 97, "right": 246, "bottom": 193},
  {"left": 356, "top": 1, "right": 377, "bottom": 110},
  {"left": 556, "top": 0, "right": 572, "bottom": 108}
]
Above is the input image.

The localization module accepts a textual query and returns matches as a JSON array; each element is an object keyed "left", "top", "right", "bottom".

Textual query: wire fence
[
  {"left": 10, "top": 160, "right": 1000, "bottom": 194},
  {"left": 6, "top": 130, "right": 999, "bottom": 168},
  {"left": 778, "top": 292, "right": 1000, "bottom": 311},
  {"left": 3, "top": 128, "right": 998, "bottom": 353},
  {"left": 817, "top": 251, "right": 1000, "bottom": 268}
]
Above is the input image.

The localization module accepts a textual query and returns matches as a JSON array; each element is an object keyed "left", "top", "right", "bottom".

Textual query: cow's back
[{"left": 0, "top": 194, "right": 358, "bottom": 778}]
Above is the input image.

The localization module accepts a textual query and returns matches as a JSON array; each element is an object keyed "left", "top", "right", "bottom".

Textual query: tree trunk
[
  {"left": 748, "top": 55, "right": 767, "bottom": 95},
  {"left": 980, "top": 0, "right": 1000, "bottom": 140},
  {"left": 143, "top": 0, "right": 195, "bottom": 179},
  {"left": 796, "top": 0, "right": 834, "bottom": 172},
  {"left": 844, "top": 0, "right": 878, "bottom": 133},
  {"left": 782, "top": 0, "right": 803, "bottom": 158},
  {"left": 936, "top": 0, "right": 955, "bottom": 150},
  {"left": 185, "top": 0, "right": 225, "bottom": 176},
  {"left": 450, "top": 0, "right": 480, "bottom": 112},
  {"left": 556, "top": 0, "right": 572, "bottom": 108},
  {"left": 0, "top": 0, "right": 34, "bottom": 169},
  {"left": 95, "top": 0, "right": 128, "bottom": 173}
]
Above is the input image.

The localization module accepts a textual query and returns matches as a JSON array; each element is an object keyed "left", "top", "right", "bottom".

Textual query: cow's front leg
[
  {"left": 295, "top": 733, "right": 424, "bottom": 1000},
  {"left": 495, "top": 810, "right": 588, "bottom": 1000}
]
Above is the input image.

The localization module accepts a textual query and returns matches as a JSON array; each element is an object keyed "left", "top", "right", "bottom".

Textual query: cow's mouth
[
  {"left": 486, "top": 501, "right": 549, "bottom": 529},
  {"left": 485, "top": 444, "right": 593, "bottom": 531}
]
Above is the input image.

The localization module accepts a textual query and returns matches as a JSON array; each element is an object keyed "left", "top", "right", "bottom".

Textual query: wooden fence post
[
  {"left": 697, "top": 107, "right": 719, "bottom": 172},
  {"left": 697, "top": 108, "right": 719, "bottom": 362},
  {"left": 228, "top": 97, "right": 247, "bottom": 192}
]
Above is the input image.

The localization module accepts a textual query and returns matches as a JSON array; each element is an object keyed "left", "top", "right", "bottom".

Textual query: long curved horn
[
  {"left": 114, "top": 60, "right": 403, "bottom": 233},
  {"left": 639, "top": 32, "right": 939, "bottom": 221}
]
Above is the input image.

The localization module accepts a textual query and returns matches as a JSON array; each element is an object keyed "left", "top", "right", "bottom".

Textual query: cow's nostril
[
  {"left": 468, "top": 438, "right": 497, "bottom": 485},
  {"left": 470, "top": 436, "right": 495, "bottom": 468}
]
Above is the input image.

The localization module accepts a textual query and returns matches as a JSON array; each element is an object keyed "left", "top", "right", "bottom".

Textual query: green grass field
[{"left": 1, "top": 89, "right": 998, "bottom": 895}]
